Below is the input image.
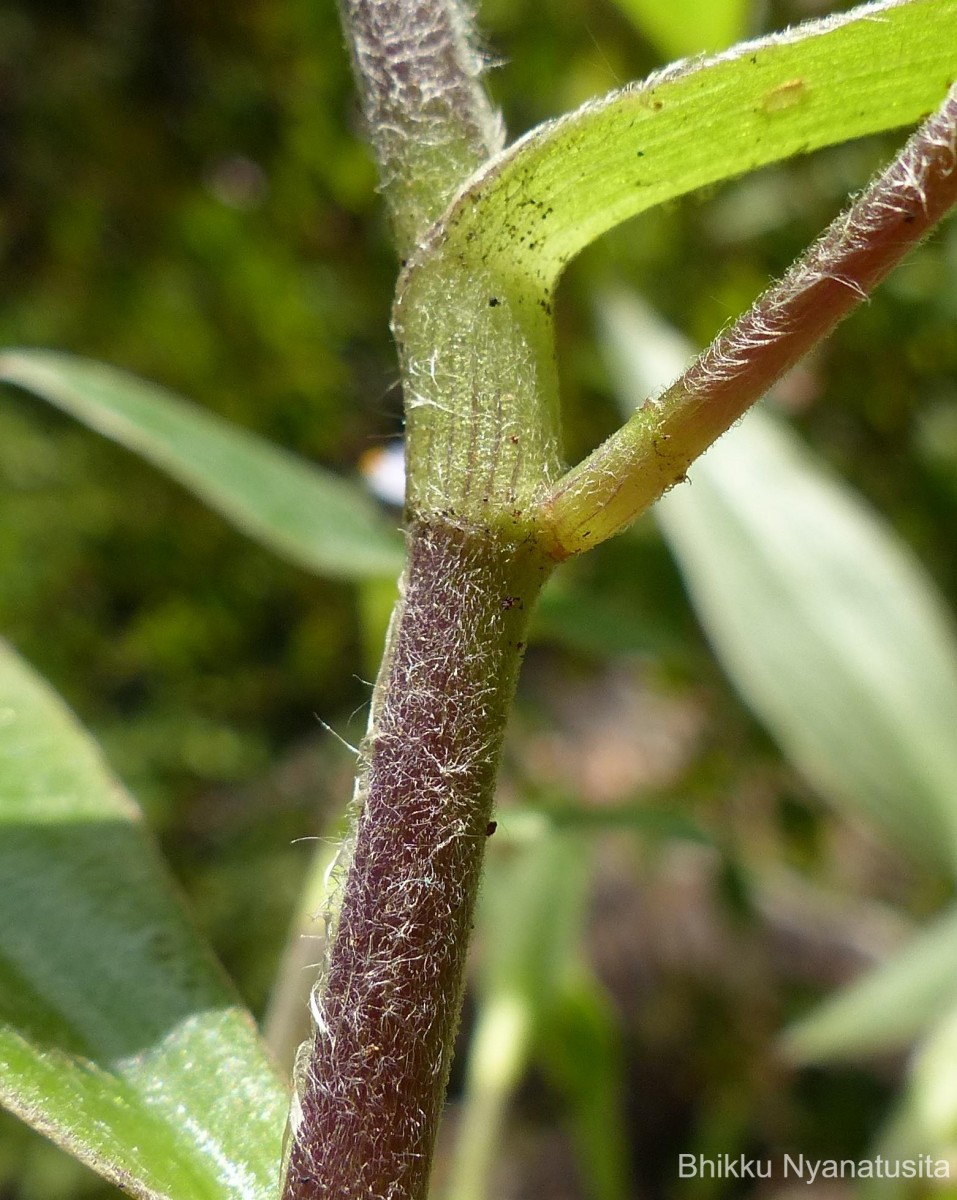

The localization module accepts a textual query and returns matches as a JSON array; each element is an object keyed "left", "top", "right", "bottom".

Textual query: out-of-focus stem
[
  {"left": 264, "top": 836, "right": 343, "bottom": 1075},
  {"left": 541, "top": 83, "right": 957, "bottom": 557},
  {"left": 338, "top": 0, "right": 503, "bottom": 259}
]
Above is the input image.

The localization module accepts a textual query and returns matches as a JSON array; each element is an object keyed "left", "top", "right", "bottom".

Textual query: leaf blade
[
  {"left": 0, "top": 350, "right": 404, "bottom": 581},
  {"left": 782, "top": 904, "right": 957, "bottom": 1063},
  {"left": 445, "top": 836, "right": 594, "bottom": 1200},
  {"left": 600, "top": 291, "right": 957, "bottom": 872},
  {"left": 432, "top": 0, "right": 957, "bottom": 289},
  {"left": 0, "top": 638, "right": 288, "bottom": 1200}
]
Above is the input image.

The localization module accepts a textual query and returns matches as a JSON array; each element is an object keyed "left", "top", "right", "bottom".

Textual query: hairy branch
[{"left": 541, "top": 83, "right": 957, "bottom": 556}]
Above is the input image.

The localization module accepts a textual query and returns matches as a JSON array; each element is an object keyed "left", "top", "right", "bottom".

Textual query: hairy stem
[
  {"left": 281, "top": 521, "right": 551, "bottom": 1200},
  {"left": 338, "top": 0, "right": 503, "bottom": 258},
  {"left": 541, "top": 83, "right": 957, "bottom": 555},
  {"left": 276, "top": 5, "right": 553, "bottom": 1197}
]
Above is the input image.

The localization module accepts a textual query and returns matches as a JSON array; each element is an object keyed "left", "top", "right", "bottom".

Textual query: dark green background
[{"left": 1, "top": 0, "right": 955, "bottom": 1196}]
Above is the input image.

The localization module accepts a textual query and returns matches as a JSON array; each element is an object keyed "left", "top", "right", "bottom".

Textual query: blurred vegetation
[{"left": 1, "top": 0, "right": 956, "bottom": 1197}]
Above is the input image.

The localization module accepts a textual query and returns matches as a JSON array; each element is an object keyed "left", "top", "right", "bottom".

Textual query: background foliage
[{"left": 1, "top": 0, "right": 956, "bottom": 1197}]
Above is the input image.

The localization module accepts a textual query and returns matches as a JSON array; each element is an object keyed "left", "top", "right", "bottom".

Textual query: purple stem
[{"left": 281, "top": 521, "right": 551, "bottom": 1200}]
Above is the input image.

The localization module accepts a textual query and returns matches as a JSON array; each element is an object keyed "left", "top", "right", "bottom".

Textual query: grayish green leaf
[
  {"left": 444, "top": 836, "right": 594, "bottom": 1200},
  {"left": 0, "top": 351, "right": 404, "bottom": 581},
  {"left": 783, "top": 904, "right": 957, "bottom": 1062},
  {"left": 0, "top": 638, "right": 288, "bottom": 1200},
  {"left": 601, "top": 291, "right": 957, "bottom": 872}
]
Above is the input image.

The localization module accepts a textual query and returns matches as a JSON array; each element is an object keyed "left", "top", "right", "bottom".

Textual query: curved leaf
[
  {"left": 394, "top": 0, "right": 956, "bottom": 521},
  {"left": 0, "top": 350, "right": 404, "bottom": 581},
  {"left": 601, "top": 291, "right": 957, "bottom": 872},
  {"left": 422, "top": 0, "right": 956, "bottom": 290},
  {"left": 0, "top": 637, "right": 288, "bottom": 1200}
]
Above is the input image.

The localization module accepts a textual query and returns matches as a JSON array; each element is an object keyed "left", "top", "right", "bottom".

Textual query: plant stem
[
  {"left": 541, "top": 82, "right": 957, "bottom": 555},
  {"left": 277, "top": 5, "right": 560, "bottom": 1197},
  {"left": 281, "top": 520, "right": 551, "bottom": 1200},
  {"left": 338, "top": 0, "right": 503, "bottom": 258}
]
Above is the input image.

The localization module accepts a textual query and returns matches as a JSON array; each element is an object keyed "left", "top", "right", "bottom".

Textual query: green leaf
[
  {"left": 0, "top": 637, "right": 288, "bottom": 1200},
  {"left": 880, "top": 1002, "right": 957, "bottom": 1166},
  {"left": 609, "top": 0, "right": 751, "bottom": 60},
  {"left": 600, "top": 291, "right": 957, "bottom": 873},
  {"left": 444, "top": 836, "right": 593, "bottom": 1200},
  {"left": 537, "top": 979, "right": 630, "bottom": 1200},
  {"left": 782, "top": 904, "right": 957, "bottom": 1063},
  {"left": 0, "top": 350, "right": 404, "bottom": 581},
  {"left": 429, "top": 0, "right": 957, "bottom": 291}
]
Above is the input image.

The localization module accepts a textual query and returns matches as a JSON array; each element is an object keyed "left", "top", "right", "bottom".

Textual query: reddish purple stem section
[
  {"left": 678, "top": 84, "right": 957, "bottom": 454},
  {"left": 281, "top": 521, "right": 550, "bottom": 1200}
]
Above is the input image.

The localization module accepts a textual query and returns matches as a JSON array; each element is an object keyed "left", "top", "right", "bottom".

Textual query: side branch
[
  {"left": 540, "top": 83, "right": 957, "bottom": 557},
  {"left": 339, "top": 0, "right": 503, "bottom": 257}
]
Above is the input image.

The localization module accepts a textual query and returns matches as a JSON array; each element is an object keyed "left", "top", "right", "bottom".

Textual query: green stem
[
  {"left": 540, "top": 82, "right": 957, "bottom": 555},
  {"left": 280, "top": 521, "right": 551, "bottom": 1200}
]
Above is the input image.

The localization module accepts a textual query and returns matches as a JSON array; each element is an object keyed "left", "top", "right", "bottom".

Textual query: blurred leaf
[
  {"left": 480, "top": 837, "right": 593, "bottom": 1004},
  {"left": 0, "top": 637, "right": 288, "bottom": 1200},
  {"left": 432, "top": 0, "right": 957, "bottom": 292},
  {"left": 499, "top": 801, "right": 710, "bottom": 845},
  {"left": 445, "top": 835, "right": 593, "bottom": 1200},
  {"left": 600, "top": 291, "right": 957, "bottom": 873},
  {"left": 783, "top": 904, "right": 957, "bottom": 1063},
  {"left": 609, "top": 0, "right": 751, "bottom": 60},
  {"left": 537, "top": 978, "right": 630, "bottom": 1200},
  {"left": 0, "top": 351, "right": 404, "bottom": 581},
  {"left": 879, "top": 1003, "right": 957, "bottom": 1170}
]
